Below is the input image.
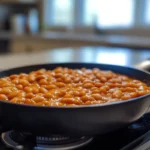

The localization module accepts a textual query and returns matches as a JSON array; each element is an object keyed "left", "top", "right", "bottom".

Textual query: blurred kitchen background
[{"left": 0, "top": 0, "right": 150, "bottom": 53}]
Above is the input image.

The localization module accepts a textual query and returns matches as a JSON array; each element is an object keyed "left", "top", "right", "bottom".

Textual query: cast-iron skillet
[{"left": 0, "top": 63, "right": 149, "bottom": 136}]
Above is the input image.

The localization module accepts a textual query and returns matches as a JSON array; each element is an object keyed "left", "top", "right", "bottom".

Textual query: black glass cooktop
[{"left": 0, "top": 113, "right": 150, "bottom": 150}]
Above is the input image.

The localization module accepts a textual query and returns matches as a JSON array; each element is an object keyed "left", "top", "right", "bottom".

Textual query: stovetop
[{"left": 0, "top": 113, "right": 150, "bottom": 150}]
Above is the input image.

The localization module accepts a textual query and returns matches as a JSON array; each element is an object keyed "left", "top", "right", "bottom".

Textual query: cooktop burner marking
[
  {"left": 1, "top": 130, "right": 18, "bottom": 148},
  {"left": 35, "top": 137, "right": 93, "bottom": 150},
  {"left": 1, "top": 130, "right": 93, "bottom": 150}
]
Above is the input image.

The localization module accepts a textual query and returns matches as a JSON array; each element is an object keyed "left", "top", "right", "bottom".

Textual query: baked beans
[{"left": 0, "top": 67, "right": 149, "bottom": 106}]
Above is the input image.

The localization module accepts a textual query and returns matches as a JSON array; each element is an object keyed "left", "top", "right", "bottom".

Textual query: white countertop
[{"left": 0, "top": 46, "right": 149, "bottom": 70}]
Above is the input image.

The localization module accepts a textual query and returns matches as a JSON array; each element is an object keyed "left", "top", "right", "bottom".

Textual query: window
[
  {"left": 145, "top": 0, "right": 150, "bottom": 24},
  {"left": 52, "top": 0, "right": 74, "bottom": 26},
  {"left": 43, "top": 0, "right": 149, "bottom": 32},
  {"left": 84, "top": 0, "right": 134, "bottom": 28},
  {"left": 43, "top": 0, "right": 74, "bottom": 27},
  {"left": 84, "top": 0, "right": 97, "bottom": 25}
]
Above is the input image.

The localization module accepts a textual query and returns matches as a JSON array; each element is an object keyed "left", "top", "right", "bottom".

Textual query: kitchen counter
[
  {"left": 0, "top": 46, "right": 149, "bottom": 70},
  {"left": 2, "top": 32, "right": 150, "bottom": 50},
  {"left": 39, "top": 32, "right": 150, "bottom": 48}
]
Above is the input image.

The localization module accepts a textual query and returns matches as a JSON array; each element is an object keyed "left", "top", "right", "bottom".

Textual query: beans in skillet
[{"left": 0, "top": 67, "right": 149, "bottom": 106}]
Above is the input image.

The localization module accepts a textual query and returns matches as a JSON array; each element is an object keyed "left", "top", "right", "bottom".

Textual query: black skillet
[{"left": 0, "top": 63, "right": 149, "bottom": 136}]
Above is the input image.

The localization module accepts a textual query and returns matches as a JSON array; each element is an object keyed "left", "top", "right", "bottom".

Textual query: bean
[
  {"left": 24, "top": 86, "right": 32, "bottom": 93},
  {"left": 39, "top": 79, "right": 48, "bottom": 85},
  {"left": 53, "top": 67, "right": 63, "bottom": 73},
  {"left": 73, "top": 91, "right": 80, "bottom": 96},
  {"left": 32, "top": 87, "right": 39, "bottom": 94},
  {"left": 55, "top": 82, "right": 65, "bottom": 88},
  {"left": 54, "top": 73, "right": 62, "bottom": 78},
  {"left": 8, "top": 92, "right": 19, "bottom": 99},
  {"left": 36, "top": 75, "right": 46, "bottom": 81},
  {"left": 138, "top": 91, "right": 147, "bottom": 96},
  {"left": 16, "top": 84, "right": 23, "bottom": 90},
  {"left": 78, "top": 90, "right": 86, "bottom": 97},
  {"left": 39, "top": 87, "right": 48, "bottom": 93},
  {"left": 26, "top": 93, "right": 35, "bottom": 98},
  {"left": 24, "top": 99, "right": 36, "bottom": 105},
  {"left": 60, "top": 98, "right": 75, "bottom": 104},
  {"left": 57, "top": 90, "right": 66, "bottom": 97},
  {"left": 28, "top": 76, "right": 35, "bottom": 83},
  {"left": 10, "top": 97, "right": 19, "bottom": 103},
  {"left": 18, "top": 92, "right": 26, "bottom": 98},
  {"left": 44, "top": 93, "right": 53, "bottom": 99},
  {"left": 100, "top": 77, "right": 107, "bottom": 82},
  {"left": 10, "top": 75, "right": 18, "bottom": 79},
  {"left": 20, "top": 73, "right": 27, "bottom": 78},
  {"left": 92, "top": 94, "right": 102, "bottom": 100},
  {"left": 1, "top": 88, "right": 12, "bottom": 95},
  {"left": 124, "top": 87, "right": 136, "bottom": 92},
  {"left": 99, "top": 87, "right": 107, "bottom": 93},
  {"left": 19, "top": 79, "right": 29, "bottom": 86},
  {"left": 56, "top": 78, "right": 63, "bottom": 82},
  {"left": 74, "top": 78, "right": 80, "bottom": 83},
  {"left": 94, "top": 83, "right": 102, "bottom": 87},
  {"left": 81, "top": 95, "right": 95, "bottom": 102},
  {"left": 92, "top": 89, "right": 100, "bottom": 94},
  {"left": 1, "top": 83, "right": 12, "bottom": 87},
  {"left": 130, "top": 92, "right": 138, "bottom": 98},
  {"left": 83, "top": 83, "right": 93, "bottom": 88},
  {"left": 112, "top": 90, "right": 122, "bottom": 98},
  {"left": 32, "top": 96, "right": 45, "bottom": 102},
  {"left": 12, "top": 79, "right": 19, "bottom": 84},
  {"left": 0, "top": 94, "right": 8, "bottom": 100},
  {"left": 64, "top": 78, "right": 71, "bottom": 83},
  {"left": 64, "top": 93, "right": 72, "bottom": 98}
]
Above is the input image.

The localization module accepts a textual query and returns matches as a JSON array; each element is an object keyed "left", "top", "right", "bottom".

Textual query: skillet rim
[{"left": 0, "top": 62, "right": 149, "bottom": 109}]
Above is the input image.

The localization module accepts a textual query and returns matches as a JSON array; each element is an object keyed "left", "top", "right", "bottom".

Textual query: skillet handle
[
  {"left": 134, "top": 59, "right": 150, "bottom": 72},
  {"left": 134, "top": 59, "right": 150, "bottom": 113}
]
